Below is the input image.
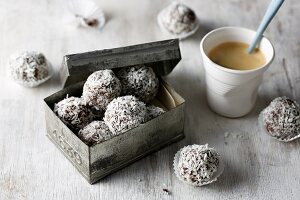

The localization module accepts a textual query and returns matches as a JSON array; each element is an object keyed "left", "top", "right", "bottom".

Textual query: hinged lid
[{"left": 60, "top": 39, "right": 181, "bottom": 88}]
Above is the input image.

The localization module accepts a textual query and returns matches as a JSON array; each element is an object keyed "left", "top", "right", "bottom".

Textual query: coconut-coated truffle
[
  {"left": 82, "top": 70, "right": 121, "bottom": 110},
  {"left": 159, "top": 2, "right": 197, "bottom": 35},
  {"left": 9, "top": 51, "right": 52, "bottom": 87},
  {"left": 174, "top": 144, "right": 222, "bottom": 186},
  {"left": 117, "top": 65, "right": 159, "bottom": 102},
  {"left": 104, "top": 95, "right": 146, "bottom": 135},
  {"left": 144, "top": 105, "right": 166, "bottom": 122},
  {"left": 78, "top": 121, "right": 113, "bottom": 146},
  {"left": 260, "top": 96, "right": 300, "bottom": 141},
  {"left": 54, "top": 96, "right": 93, "bottom": 130}
]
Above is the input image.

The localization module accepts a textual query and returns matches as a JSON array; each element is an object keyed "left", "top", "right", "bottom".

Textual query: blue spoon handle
[{"left": 248, "top": 0, "right": 284, "bottom": 53}]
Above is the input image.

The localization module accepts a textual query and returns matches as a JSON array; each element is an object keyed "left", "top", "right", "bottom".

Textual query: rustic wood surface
[{"left": 0, "top": 0, "right": 299, "bottom": 199}]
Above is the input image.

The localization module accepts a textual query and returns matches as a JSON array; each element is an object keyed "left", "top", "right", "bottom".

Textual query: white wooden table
[{"left": 1, "top": 0, "right": 300, "bottom": 199}]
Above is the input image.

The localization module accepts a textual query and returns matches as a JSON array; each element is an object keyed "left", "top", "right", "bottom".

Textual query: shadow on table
[
  {"left": 208, "top": 158, "right": 250, "bottom": 191},
  {"left": 185, "top": 21, "right": 216, "bottom": 42},
  {"left": 248, "top": 94, "right": 273, "bottom": 119},
  {"left": 38, "top": 70, "right": 62, "bottom": 90}
]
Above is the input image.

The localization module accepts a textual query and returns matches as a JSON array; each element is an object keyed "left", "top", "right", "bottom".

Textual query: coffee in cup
[{"left": 208, "top": 42, "right": 266, "bottom": 70}]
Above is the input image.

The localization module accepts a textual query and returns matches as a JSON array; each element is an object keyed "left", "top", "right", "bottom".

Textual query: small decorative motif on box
[{"left": 52, "top": 129, "right": 83, "bottom": 165}]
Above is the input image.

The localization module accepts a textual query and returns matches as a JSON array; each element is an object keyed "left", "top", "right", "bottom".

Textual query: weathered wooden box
[{"left": 43, "top": 39, "right": 185, "bottom": 184}]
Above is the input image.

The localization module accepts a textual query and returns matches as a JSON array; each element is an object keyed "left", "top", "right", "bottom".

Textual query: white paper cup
[{"left": 200, "top": 27, "right": 275, "bottom": 118}]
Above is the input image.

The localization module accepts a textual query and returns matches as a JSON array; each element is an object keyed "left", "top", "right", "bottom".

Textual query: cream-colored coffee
[{"left": 208, "top": 42, "right": 266, "bottom": 70}]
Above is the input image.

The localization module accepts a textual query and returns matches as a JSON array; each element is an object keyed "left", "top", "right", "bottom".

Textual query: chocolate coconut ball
[
  {"left": 54, "top": 97, "right": 93, "bottom": 130},
  {"left": 260, "top": 96, "right": 300, "bottom": 141},
  {"left": 104, "top": 95, "right": 146, "bottom": 135},
  {"left": 9, "top": 51, "right": 52, "bottom": 87},
  {"left": 82, "top": 70, "right": 121, "bottom": 110},
  {"left": 159, "top": 2, "right": 198, "bottom": 35},
  {"left": 174, "top": 144, "right": 223, "bottom": 186},
  {"left": 144, "top": 105, "right": 165, "bottom": 122},
  {"left": 78, "top": 121, "right": 113, "bottom": 146},
  {"left": 117, "top": 65, "right": 159, "bottom": 102}
]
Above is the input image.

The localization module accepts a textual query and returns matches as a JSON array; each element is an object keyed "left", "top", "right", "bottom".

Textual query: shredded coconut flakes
[
  {"left": 54, "top": 96, "right": 93, "bottom": 130},
  {"left": 82, "top": 69, "right": 121, "bottom": 110},
  {"left": 262, "top": 96, "right": 300, "bottom": 141},
  {"left": 160, "top": 2, "right": 197, "bottom": 35},
  {"left": 117, "top": 65, "right": 159, "bottom": 103},
  {"left": 78, "top": 121, "right": 113, "bottom": 146},
  {"left": 104, "top": 95, "right": 146, "bottom": 135},
  {"left": 178, "top": 144, "right": 220, "bottom": 185},
  {"left": 143, "top": 105, "right": 165, "bottom": 122},
  {"left": 9, "top": 51, "right": 52, "bottom": 87}
]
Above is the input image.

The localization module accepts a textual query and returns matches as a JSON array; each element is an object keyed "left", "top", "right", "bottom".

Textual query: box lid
[{"left": 60, "top": 39, "right": 181, "bottom": 88}]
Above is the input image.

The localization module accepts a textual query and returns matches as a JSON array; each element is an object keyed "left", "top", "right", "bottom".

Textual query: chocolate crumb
[{"left": 162, "top": 188, "right": 171, "bottom": 195}]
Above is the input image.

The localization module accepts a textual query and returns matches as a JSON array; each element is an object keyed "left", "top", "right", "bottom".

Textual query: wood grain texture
[{"left": 0, "top": 0, "right": 300, "bottom": 199}]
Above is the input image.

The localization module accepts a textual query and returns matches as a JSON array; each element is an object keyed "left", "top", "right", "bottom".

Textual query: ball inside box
[{"left": 44, "top": 78, "right": 185, "bottom": 184}]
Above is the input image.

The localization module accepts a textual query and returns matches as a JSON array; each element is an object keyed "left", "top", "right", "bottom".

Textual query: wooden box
[{"left": 43, "top": 39, "right": 185, "bottom": 184}]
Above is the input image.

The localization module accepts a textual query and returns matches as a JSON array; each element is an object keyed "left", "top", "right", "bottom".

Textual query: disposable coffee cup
[{"left": 200, "top": 27, "right": 275, "bottom": 118}]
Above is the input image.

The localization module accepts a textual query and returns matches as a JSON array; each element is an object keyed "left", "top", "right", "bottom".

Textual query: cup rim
[{"left": 200, "top": 26, "right": 275, "bottom": 74}]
